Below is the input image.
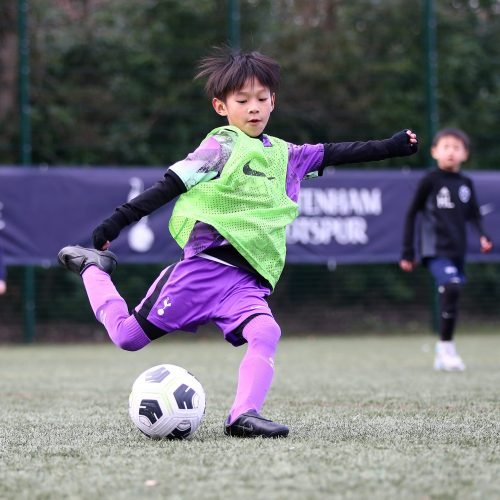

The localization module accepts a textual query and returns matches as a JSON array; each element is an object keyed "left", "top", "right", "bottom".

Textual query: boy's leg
[
  {"left": 223, "top": 314, "right": 288, "bottom": 438},
  {"left": 427, "top": 258, "right": 465, "bottom": 342},
  {"left": 438, "top": 281, "right": 461, "bottom": 342},
  {"left": 58, "top": 245, "right": 150, "bottom": 351},
  {"left": 82, "top": 266, "right": 150, "bottom": 351},
  {"left": 427, "top": 258, "right": 466, "bottom": 371},
  {"left": 229, "top": 314, "right": 280, "bottom": 422},
  {"left": 211, "top": 265, "right": 289, "bottom": 437}
]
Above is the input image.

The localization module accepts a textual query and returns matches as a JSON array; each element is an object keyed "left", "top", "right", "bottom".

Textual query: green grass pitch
[{"left": 1, "top": 333, "right": 500, "bottom": 499}]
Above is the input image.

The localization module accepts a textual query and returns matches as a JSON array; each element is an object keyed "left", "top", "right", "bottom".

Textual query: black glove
[
  {"left": 92, "top": 211, "right": 128, "bottom": 249},
  {"left": 387, "top": 129, "right": 418, "bottom": 156}
]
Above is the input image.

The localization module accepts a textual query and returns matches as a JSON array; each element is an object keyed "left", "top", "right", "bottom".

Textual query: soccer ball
[{"left": 129, "top": 364, "right": 206, "bottom": 439}]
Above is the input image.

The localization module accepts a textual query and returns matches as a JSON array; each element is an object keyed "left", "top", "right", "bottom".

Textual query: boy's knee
[
  {"left": 102, "top": 312, "right": 150, "bottom": 351},
  {"left": 113, "top": 337, "right": 144, "bottom": 352},
  {"left": 439, "top": 281, "right": 461, "bottom": 299},
  {"left": 244, "top": 314, "right": 281, "bottom": 349},
  {"left": 261, "top": 317, "right": 281, "bottom": 347}
]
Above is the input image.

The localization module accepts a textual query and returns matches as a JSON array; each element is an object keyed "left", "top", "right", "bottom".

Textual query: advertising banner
[{"left": 0, "top": 167, "right": 498, "bottom": 265}]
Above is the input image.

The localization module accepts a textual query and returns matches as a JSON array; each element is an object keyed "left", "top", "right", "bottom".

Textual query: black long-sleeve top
[
  {"left": 111, "top": 134, "right": 416, "bottom": 227},
  {"left": 401, "top": 168, "right": 488, "bottom": 262}
]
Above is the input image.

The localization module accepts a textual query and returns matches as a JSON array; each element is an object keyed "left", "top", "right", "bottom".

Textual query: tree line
[{"left": 1, "top": 0, "right": 500, "bottom": 168}]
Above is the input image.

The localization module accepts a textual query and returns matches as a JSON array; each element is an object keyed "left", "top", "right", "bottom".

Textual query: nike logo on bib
[{"left": 243, "top": 162, "right": 275, "bottom": 181}]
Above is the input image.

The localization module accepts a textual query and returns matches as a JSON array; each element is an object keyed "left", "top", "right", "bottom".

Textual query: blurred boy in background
[{"left": 400, "top": 128, "right": 492, "bottom": 371}]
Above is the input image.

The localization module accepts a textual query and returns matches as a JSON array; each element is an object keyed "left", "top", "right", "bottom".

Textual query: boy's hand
[
  {"left": 399, "top": 259, "right": 416, "bottom": 272},
  {"left": 92, "top": 225, "right": 111, "bottom": 250},
  {"left": 389, "top": 129, "right": 418, "bottom": 156},
  {"left": 405, "top": 129, "right": 418, "bottom": 146},
  {"left": 92, "top": 219, "right": 121, "bottom": 250},
  {"left": 93, "top": 210, "right": 129, "bottom": 250},
  {"left": 480, "top": 236, "right": 493, "bottom": 253}
]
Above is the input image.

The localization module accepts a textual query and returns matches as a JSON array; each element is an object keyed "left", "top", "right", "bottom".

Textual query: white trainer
[{"left": 434, "top": 341, "right": 466, "bottom": 372}]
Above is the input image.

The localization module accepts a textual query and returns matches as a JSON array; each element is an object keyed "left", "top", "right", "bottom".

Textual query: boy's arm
[
  {"left": 319, "top": 130, "right": 417, "bottom": 172},
  {"left": 467, "top": 181, "right": 489, "bottom": 236},
  {"left": 401, "top": 175, "right": 432, "bottom": 262},
  {"left": 92, "top": 171, "right": 186, "bottom": 249},
  {"left": 92, "top": 134, "right": 230, "bottom": 250},
  {"left": 467, "top": 181, "right": 493, "bottom": 250}
]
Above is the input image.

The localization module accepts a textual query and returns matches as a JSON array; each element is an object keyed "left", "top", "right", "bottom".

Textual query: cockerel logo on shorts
[{"left": 157, "top": 297, "right": 172, "bottom": 316}]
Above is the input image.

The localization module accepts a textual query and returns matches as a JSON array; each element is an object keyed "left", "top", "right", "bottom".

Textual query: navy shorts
[{"left": 427, "top": 257, "right": 466, "bottom": 287}]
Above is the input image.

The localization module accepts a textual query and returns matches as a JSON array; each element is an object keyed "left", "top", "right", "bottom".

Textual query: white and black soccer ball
[{"left": 129, "top": 364, "right": 206, "bottom": 439}]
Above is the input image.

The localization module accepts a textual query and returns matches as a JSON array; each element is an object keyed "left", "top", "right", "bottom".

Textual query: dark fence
[{"left": 1, "top": 167, "right": 499, "bottom": 342}]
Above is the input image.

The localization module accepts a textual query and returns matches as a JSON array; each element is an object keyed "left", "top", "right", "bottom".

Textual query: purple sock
[
  {"left": 82, "top": 266, "right": 150, "bottom": 351},
  {"left": 229, "top": 315, "right": 281, "bottom": 424}
]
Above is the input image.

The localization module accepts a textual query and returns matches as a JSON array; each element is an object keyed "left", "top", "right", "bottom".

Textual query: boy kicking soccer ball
[
  {"left": 400, "top": 128, "right": 492, "bottom": 371},
  {"left": 59, "top": 47, "right": 418, "bottom": 437}
]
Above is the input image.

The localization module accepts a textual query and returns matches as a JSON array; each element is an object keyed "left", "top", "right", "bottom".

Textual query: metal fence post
[
  {"left": 227, "top": 0, "right": 240, "bottom": 50},
  {"left": 423, "top": 0, "right": 439, "bottom": 333},
  {"left": 18, "top": 0, "right": 36, "bottom": 342}
]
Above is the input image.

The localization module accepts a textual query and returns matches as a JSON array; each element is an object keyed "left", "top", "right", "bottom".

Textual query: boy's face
[
  {"left": 431, "top": 135, "right": 469, "bottom": 172},
  {"left": 212, "top": 78, "right": 275, "bottom": 137}
]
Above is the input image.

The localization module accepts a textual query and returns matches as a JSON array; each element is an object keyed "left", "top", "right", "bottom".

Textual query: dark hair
[
  {"left": 195, "top": 47, "right": 280, "bottom": 100},
  {"left": 432, "top": 127, "right": 470, "bottom": 151}
]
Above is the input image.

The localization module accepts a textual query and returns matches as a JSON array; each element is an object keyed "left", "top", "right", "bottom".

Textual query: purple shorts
[{"left": 133, "top": 256, "right": 273, "bottom": 346}]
